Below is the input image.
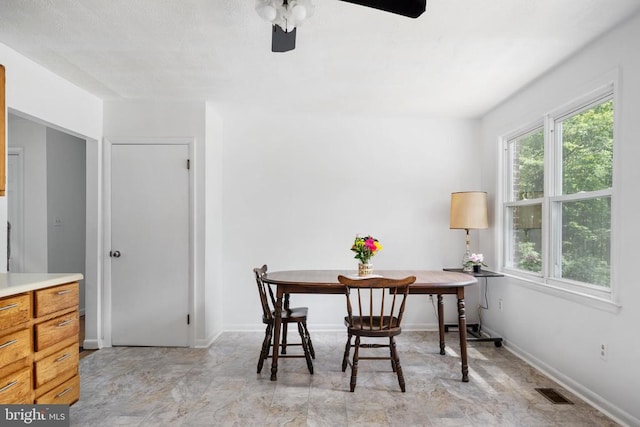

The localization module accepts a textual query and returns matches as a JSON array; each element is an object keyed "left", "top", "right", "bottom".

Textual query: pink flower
[
  {"left": 365, "top": 238, "right": 377, "bottom": 251},
  {"left": 470, "top": 253, "right": 484, "bottom": 264}
]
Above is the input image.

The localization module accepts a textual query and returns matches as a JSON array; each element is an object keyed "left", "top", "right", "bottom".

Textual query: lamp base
[{"left": 462, "top": 251, "right": 472, "bottom": 272}]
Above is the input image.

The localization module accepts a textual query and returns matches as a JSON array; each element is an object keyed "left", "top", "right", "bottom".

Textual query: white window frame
[{"left": 499, "top": 79, "right": 619, "bottom": 309}]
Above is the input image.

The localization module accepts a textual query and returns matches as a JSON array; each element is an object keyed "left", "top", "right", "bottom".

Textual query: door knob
[{"left": 110, "top": 250, "right": 121, "bottom": 258}]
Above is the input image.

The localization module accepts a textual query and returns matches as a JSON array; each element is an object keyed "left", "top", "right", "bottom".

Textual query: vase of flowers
[
  {"left": 351, "top": 234, "right": 382, "bottom": 276},
  {"left": 465, "top": 253, "right": 487, "bottom": 273}
]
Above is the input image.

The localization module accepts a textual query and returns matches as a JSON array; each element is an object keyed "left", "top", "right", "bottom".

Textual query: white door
[{"left": 110, "top": 143, "right": 190, "bottom": 347}]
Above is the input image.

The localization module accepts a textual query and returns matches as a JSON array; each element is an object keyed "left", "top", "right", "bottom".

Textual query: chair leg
[
  {"left": 390, "top": 336, "right": 406, "bottom": 392},
  {"left": 298, "top": 322, "right": 314, "bottom": 374},
  {"left": 389, "top": 337, "right": 397, "bottom": 372},
  {"left": 350, "top": 336, "right": 360, "bottom": 392},
  {"left": 281, "top": 323, "right": 288, "bottom": 354},
  {"left": 302, "top": 321, "right": 315, "bottom": 359},
  {"left": 257, "top": 324, "right": 272, "bottom": 374},
  {"left": 342, "top": 332, "right": 352, "bottom": 372},
  {"left": 265, "top": 324, "right": 273, "bottom": 359}
]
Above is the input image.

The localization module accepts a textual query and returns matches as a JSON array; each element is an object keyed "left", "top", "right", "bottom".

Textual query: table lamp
[{"left": 450, "top": 191, "right": 488, "bottom": 272}]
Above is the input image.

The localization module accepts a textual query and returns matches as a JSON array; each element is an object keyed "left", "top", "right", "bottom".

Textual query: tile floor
[{"left": 71, "top": 331, "right": 619, "bottom": 426}]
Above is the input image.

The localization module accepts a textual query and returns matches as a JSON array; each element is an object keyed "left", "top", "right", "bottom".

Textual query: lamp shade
[{"left": 450, "top": 191, "right": 488, "bottom": 230}]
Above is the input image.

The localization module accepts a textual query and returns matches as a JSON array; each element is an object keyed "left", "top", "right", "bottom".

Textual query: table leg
[
  {"left": 270, "top": 289, "right": 284, "bottom": 381},
  {"left": 457, "top": 288, "right": 469, "bottom": 382},
  {"left": 437, "top": 294, "right": 445, "bottom": 355}
]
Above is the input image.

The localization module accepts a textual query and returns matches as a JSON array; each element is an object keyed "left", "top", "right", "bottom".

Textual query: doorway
[{"left": 107, "top": 140, "right": 192, "bottom": 347}]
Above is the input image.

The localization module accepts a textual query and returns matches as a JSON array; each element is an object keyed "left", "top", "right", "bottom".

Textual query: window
[
  {"left": 503, "top": 87, "right": 614, "bottom": 297},
  {"left": 505, "top": 127, "right": 544, "bottom": 274}
]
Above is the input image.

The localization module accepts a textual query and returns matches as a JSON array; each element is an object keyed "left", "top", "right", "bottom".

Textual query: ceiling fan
[{"left": 255, "top": 0, "right": 427, "bottom": 52}]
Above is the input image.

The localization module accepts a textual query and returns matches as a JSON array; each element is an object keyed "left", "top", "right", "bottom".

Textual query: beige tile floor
[{"left": 71, "top": 331, "right": 618, "bottom": 426}]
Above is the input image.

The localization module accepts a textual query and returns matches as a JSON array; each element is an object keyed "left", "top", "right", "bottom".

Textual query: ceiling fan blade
[
  {"left": 338, "top": 0, "right": 426, "bottom": 18},
  {"left": 272, "top": 26, "right": 296, "bottom": 52}
]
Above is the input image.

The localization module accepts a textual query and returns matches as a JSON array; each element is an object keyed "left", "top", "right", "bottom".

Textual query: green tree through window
[{"left": 558, "top": 100, "right": 612, "bottom": 286}]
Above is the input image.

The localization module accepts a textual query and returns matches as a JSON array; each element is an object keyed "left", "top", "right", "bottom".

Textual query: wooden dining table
[{"left": 262, "top": 269, "right": 478, "bottom": 382}]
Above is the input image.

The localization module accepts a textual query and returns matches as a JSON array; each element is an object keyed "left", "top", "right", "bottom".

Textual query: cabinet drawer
[
  {"left": 0, "top": 367, "right": 31, "bottom": 404},
  {"left": 34, "top": 343, "right": 78, "bottom": 388},
  {"left": 34, "top": 282, "right": 79, "bottom": 318},
  {"left": 0, "top": 294, "right": 31, "bottom": 329},
  {"left": 0, "top": 329, "right": 31, "bottom": 370},
  {"left": 34, "top": 312, "right": 79, "bottom": 352},
  {"left": 35, "top": 374, "right": 79, "bottom": 405}
]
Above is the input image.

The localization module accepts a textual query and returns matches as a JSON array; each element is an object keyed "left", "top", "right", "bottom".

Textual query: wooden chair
[
  {"left": 254, "top": 265, "right": 314, "bottom": 375},
  {"left": 337, "top": 274, "right": 416, "bottom": 392}
]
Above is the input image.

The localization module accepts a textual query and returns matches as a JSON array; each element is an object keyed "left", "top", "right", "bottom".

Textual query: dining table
[{"left": 262, "top": 269, "right": 478, "bottom": 382}]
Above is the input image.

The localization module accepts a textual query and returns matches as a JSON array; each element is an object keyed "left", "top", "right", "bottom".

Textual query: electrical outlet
[
  {"left": 498, "top": 299, "right": 503, "bottom": 312},
  {"left": 600, "top": 343, "right": 607, "bottom": 361}
]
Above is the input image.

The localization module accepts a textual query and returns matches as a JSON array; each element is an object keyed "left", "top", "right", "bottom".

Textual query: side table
[{"left": 443, "top": 268, "right": 504, "bottom": 347}]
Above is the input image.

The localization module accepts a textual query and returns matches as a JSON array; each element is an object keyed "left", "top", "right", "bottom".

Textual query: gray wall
[
  {"left": 7, "top": 116, "right": 47, "bottom": 272},
  {"left": 46, "top": 127, "right": 86, "bottom": 311}
]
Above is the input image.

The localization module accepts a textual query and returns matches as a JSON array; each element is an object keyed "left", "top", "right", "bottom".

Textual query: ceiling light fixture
[{"left": 255, "top": 0, "right": 315, "bottom": 33}]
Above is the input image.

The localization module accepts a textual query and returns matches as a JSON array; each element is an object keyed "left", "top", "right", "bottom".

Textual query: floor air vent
[{"left": 535, "top": 388, "right": 574, "bottom": 404}]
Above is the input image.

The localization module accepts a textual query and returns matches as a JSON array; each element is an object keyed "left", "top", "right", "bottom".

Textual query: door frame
[
  {"left": 103, "top": 137, "right": 195, "bottom": 348},
  {"left": 7, "top": 147, "right": 24, "bottom": 272}
]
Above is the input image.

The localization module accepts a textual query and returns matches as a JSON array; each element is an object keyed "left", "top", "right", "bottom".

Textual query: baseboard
[
  {"left": 82, "top": 339, "right": 102, "bottom": 350},
  {"left": 505, "top": 340, "right": 638, "bottom": 427},
  {"left": 194, "top": 330, "right": 224, "bottom": 348}
]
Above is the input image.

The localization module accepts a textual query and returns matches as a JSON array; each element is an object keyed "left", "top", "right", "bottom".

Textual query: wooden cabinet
[
  {"left": 0, "top": 293, "right": 31, "bottom": 330},
  {"left": 35, "top": 374, "right": 79, "bottom": 405},
  {"left": 0, "top": 282, "right": 80, "bottom": 404},
  {"left": 0, "top": 367, "right": 31, "bottom": 404},
  {"left": 0, "top": 292, "right": 32, "bottom": 403}
]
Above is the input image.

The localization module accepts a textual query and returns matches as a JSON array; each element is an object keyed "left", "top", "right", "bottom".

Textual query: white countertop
[{"left": 0, "top": 273, "right": 84, "bottom": 298}]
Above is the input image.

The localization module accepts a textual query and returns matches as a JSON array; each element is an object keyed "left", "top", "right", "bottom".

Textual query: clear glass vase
[{"left": 358, "top": 262, "right": 373, "bottom": 277}]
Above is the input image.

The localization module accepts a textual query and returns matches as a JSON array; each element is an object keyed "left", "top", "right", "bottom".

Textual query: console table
[{"left": 443, "top": 268, "right": 504, "bottom": 347}]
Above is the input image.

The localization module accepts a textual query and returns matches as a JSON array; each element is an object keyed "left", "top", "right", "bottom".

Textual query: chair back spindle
[
  {"left": 340, "top": 275, "right": 414, "bottom": 333},
  {"left": 254, "top": 265, "right": 274, "bottom": 321}
]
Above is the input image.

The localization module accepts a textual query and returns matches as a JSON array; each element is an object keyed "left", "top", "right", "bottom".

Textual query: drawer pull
[
  {"left": 0, "top": 339, "right": 18, "bottom": 349},
  {"left": 0, "top": 380, "right": 18, "bottom": 393},
  {"left": 0, "top": 303, "right": 18, "bottom": 311},
  {"left": 56, "top": 289, "right": 73, "bottom": 295},
  {"left": 55, "top": 387, "right": 73, "bottom": 398},
  {"left": 55, "top": 353, "right": 72, "bottom": 363},
  {"left": 56, "top": 319, "right": 74, "bottom": 327}
]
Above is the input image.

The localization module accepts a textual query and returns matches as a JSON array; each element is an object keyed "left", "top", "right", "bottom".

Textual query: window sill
[{"left": 500, "top": 269, "right": 621, "bottom": 314}]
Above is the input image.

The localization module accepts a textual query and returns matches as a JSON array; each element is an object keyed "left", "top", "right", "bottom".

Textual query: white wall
[
  {"left": 7, "top": 115, "right": 47, "bottom": 272},
  {"left": 204, "top": 103, "right": 224, "bottom": 344},
  {"left": 479, "top": 13, "right": 640, "bottom": 426},
  {"left": 222, "top": 112, "right": 483, "bottom": 330}
]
